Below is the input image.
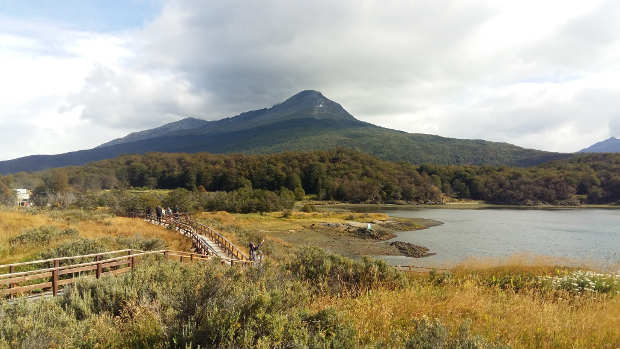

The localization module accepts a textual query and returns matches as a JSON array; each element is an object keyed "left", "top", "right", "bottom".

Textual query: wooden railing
[
  {"left": 147, "top": 215, "right": 217, "bottom": 256},
  {"left": 190, "top": 220, "right": 249, "bottom": 261},
  {"left": 0, "top": 249, "right": 219, "bottom": 299},
  {"left": 147, "top": 214, "right": 249, "bottom": 261}
]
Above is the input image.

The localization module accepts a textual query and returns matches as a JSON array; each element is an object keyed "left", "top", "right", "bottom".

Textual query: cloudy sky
[{"left": 1, "top": 0, "right": 619, "bottom": 160}]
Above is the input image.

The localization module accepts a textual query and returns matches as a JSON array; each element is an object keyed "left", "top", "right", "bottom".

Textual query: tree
[
  {"left": 163, "top": 189, "right": 197, "bottom": 212},
  {"left": 44, "top": 170, "right": 68, "bottom": 194},
  {"left": 0, "top": 179, "right": 15, "bottom": 205}
]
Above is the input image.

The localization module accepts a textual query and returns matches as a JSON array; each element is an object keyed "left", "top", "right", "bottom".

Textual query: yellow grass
[
  {"left": 0, "top": 209, "right": 191, "bottom": 264},
  {"left": 315, "top": 281, "right": 620, "bottom": 348}
]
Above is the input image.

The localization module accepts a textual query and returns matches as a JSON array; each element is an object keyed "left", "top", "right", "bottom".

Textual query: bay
[{"left": 380, "top": 208, "right": 620, "bottom": 268}]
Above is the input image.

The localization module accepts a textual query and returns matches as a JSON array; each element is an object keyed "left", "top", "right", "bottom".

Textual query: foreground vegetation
[
  {"left": 2, "top": 250, "right": 619, "bottom": 348},
  {"left": 3, "top": 150, "right": 620, "bottom": 208},
  {"left": 0, "top": 208, "right": 619, "bottom": 347}
]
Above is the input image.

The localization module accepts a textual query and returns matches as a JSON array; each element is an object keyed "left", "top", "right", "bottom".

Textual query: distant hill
[
  {"left": 0, "top": 90, "right": 570, "bottom": 174},
  {"left": 98, "top": 117, "right": 209, "bottom": 148},
  {"left": 579, "top": 137, "right": 620, "bottom": 153}
]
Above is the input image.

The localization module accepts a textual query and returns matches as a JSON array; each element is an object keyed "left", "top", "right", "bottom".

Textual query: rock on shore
[{"left": 390, "top": 241, "right": 435, "bottom": 258}]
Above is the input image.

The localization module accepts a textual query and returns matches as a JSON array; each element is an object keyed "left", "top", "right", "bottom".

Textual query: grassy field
[
  {"left": 1, "top": 207, "right": 619, "bottom": 348},
  {"left": 0, "top": 208, "right": 190, "bottom": 265}
]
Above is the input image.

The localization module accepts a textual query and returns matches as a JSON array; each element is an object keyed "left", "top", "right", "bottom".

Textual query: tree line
[{"left": 3, "top": 149, "right": 619, "bottom": 210}]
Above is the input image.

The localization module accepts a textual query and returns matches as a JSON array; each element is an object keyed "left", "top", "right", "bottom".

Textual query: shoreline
[{"left": 316, "top": 202, "right": 620, "bottom": 211}]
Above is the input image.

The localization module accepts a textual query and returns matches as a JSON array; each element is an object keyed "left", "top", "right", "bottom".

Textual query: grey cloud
[
  {"left": 132, "top": 0, "right": 494, "bottom": 118},
  {"left": 610, "top": 117, "right": 620, "bottom": 137},
  {"left": 15, "top": 0, "right": 620, "bottom": 156}
]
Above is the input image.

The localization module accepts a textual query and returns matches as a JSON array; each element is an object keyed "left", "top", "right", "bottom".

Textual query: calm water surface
[{"left": 380, "top": 209, "right": 620, "bottom": 268}]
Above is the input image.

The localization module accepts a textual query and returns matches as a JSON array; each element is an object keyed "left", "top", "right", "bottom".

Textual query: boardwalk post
[
  {"left": 230, "top": 259, "right": 234, "bottom": 267},
  {"left": 52, "top": 261, "right": 59, "bottom": 296},
  {"left": 190, "top": 253, "right": 194, "bottom": 262},
  {"left": 180, "top": 255, "right": 184, "bottom": 263},
  {"left": 163, "top": 251, "right": 168, "bottom": 259},
  {"left": 9, "top": 265, "right": 14, "bottom": 298},
  {"left": 96, "top": 262, "right": 102, "bottom": 279}
]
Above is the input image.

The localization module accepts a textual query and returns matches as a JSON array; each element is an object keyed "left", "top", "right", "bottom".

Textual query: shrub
[
  {"left": 0, "top": 258, "right": 360, "bottom": 348},
  {"left": 302, "top": 308, "right": 357, "bottom": 348},
  {"left": 37, "top": 238, "right": 105, "bottom": 260},
  {"left": 9, "top": 226, "right": 78, "bottom": 247},
  {"left": 115, "top": 235, "right": 167, "bottom": 251},
  {"left": 403, "top": 317, "right": 502, "bottom": 349},
  {"left": 0, "top": 298, "right": 85, "bottom": 348},
  {"left": 285, "top": 246, "right": 407, "bottom": 295}
]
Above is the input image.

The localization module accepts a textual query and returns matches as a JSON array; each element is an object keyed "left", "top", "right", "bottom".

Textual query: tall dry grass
[
  {"left": 0, "top": 208, "right": 191, "bottom": 264},
  {"left": 314, "top": 263, "right": 620, "bottom": 348}
]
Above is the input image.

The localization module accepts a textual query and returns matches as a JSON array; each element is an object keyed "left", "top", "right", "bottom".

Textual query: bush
[
  {"left": 285, "top": 246, "right": 407, "bottom": 295},
  {"left": 302, "top": 308, "right": 357, "bottom": 348},
  {"left": 1, "top": 258, "right": 361, "bottom": 348},
  {"left": 115, "top": 235, "right": 167, "bottom": 251},
  {"left": 37, "top": 238, "right": 105, "bottom": 260},
  {"left": 9, "top": 226, "right": 78, "bottom": 247},
  {"left": 403, "top": 317, "right": 501, "bottom": 349}
]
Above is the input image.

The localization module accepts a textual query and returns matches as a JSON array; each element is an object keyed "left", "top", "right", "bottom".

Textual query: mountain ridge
[
  {"left": 0, "top": 90, "right": 570, "bottom": 174},
  {"left": 579, "top": 137, "right": 620, "bottom": 153}
]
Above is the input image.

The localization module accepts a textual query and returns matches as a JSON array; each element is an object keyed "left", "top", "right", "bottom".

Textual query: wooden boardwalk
[
  {"left": 146, "top": 214, "right": 249, "bottom": 262},
  {"left": 1, "top": 215, "right": 251, "bottom": 299}
]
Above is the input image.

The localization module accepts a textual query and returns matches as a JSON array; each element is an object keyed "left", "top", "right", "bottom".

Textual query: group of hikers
[{"left": 152, "top": 206, "right": 179, "bottom": 222}]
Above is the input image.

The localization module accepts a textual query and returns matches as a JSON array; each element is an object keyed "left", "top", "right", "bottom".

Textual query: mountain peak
[
  {"left": 579, "top": 136, "right": 620, "bottom": 153},
  {"left": 280, "top": 90, "right": 329, "bottom": 106},
  {"left": 267, "top": 90, "right": 357, "bottom": 122}
]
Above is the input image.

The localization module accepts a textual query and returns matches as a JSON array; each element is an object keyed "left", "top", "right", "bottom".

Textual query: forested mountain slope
[{"left": 0, "top": 90, "right": 568, "bottom": 174}]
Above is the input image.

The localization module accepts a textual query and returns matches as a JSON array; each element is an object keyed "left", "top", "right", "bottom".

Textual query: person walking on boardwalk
[
  {"left": 156, "top": 206, "right": 163, "bottom": 223},
  {"left": 249, "top": 239, "right": 264, "bottom": 261}
]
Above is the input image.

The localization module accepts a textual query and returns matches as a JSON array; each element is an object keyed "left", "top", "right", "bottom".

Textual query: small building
[{"left": 14, "top": 189, "right": 31, "bottom": 207}]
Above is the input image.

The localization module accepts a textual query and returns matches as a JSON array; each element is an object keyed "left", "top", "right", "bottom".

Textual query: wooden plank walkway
[{"left": 146, "top": 214, "right": 249, "bottom": 262}]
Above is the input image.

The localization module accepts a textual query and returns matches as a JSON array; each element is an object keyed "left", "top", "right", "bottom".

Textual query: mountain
[
  {"left": 97, "top": 90, "right": 358, "bottom": 148},
  {"left": 0, "top": 90, "right": 570, "bottom": 174},
  {"left": 98, "top": 117, "right": 209, "bottom": 148},
  {"left": 579, "top": 137, "right": 620, "bottom": 153}
]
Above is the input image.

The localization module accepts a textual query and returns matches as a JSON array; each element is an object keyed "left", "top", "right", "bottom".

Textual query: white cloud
[{"left": 1, "top": 0, "right": 620, "bottom": 160}]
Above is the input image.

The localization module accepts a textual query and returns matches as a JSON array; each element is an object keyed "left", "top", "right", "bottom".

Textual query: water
[{"left": 379, "top": 208, "right": 620, "bottom": 268}]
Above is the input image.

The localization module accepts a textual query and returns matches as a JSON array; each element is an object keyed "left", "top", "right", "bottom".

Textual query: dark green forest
[{"left": 3, "top": 149, "right": 620, "bottom": 211}]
